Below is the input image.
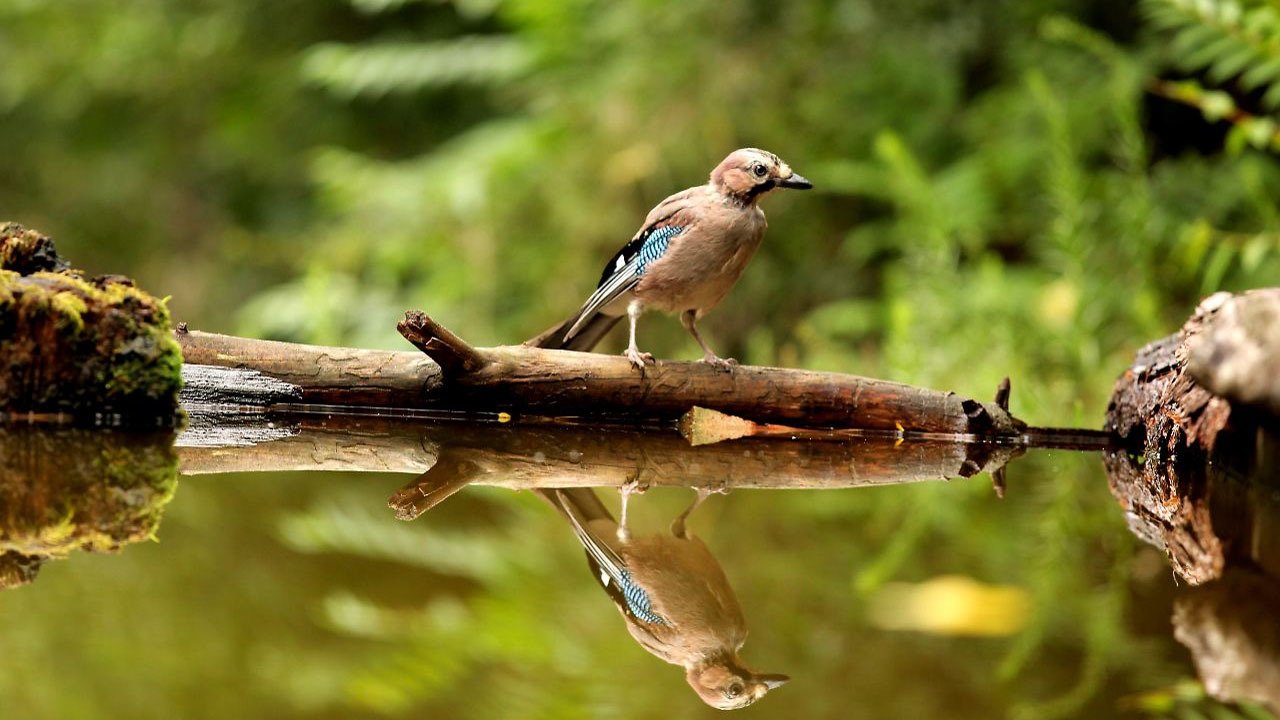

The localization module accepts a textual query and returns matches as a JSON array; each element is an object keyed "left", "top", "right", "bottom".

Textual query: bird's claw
[
  {"left": 617, "top": 476, "right": 648, "bottom": 542},
  {"left": 702, "top": 354, "right": 737, "bottom": 372},
  {"left": 625, "top": 348, "right": 655, "bottom": 371}
]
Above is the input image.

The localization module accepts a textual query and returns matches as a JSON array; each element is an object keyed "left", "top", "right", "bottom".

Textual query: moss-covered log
[{"left": 0, "top": 223, "right": 183, "bottom": 424}]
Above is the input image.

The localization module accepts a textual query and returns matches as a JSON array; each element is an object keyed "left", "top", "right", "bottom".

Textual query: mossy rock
[
  {"left": 0, "top": 223, "right": 182, "bottom": 422},
  {"left": 0, "top": 427, "right": 179, "bottom": 589}
]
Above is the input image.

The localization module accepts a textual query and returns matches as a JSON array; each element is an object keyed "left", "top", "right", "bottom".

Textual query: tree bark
[
  {"left": 1105, "top": 289, "right": 1280, "bottom": 712},
  {"left": 1104, "top": 289, "right": 1280, "bottom": 585}
]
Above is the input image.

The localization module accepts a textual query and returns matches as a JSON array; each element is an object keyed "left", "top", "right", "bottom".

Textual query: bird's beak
[
  {"left": 759, "top": 673, "right": 791, "bottom": 690},
  {"left": 778, "top": 173, "right": 812, "bottom": 190}
]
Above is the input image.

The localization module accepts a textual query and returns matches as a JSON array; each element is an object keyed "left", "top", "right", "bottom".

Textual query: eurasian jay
[
  {"left": 528, "top": 148, "right": 811, "bottom": 369},
  {"left": 538, "top": 487, "right": 789, "bottom": 710}
]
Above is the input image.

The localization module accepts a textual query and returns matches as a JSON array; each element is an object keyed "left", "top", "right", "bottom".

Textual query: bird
[
  {"left": 537, "top": 486, "right": 789, "bottom": 710},
  {"left": 527, "top": 148, "right": 811, "bottom": 369}
]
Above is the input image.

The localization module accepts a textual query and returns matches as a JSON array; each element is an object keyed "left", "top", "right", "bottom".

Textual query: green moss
[
  {"left": 1, "top": 258, "right": 183, "bottom": 422},
  {"left": 48, "top": 290, "right": 87, "bottom": 331},
  {"left": 0, "top": 270, "right": 14, "bottom": 309},
  {"left": 0, "top": 223, "right": 68, "bottom": 275}
]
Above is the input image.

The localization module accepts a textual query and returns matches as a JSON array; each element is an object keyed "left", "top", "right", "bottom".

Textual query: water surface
[{"left": 1, "top": 417, "right": 1275, "bottom": 719}]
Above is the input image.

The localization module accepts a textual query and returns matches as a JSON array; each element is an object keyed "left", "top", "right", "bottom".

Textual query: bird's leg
[
  {"left": 617, "top": 475, "right": 648, "bottom": 541},
  {"left": 670, "top": 487, "right": 715, "bottom": 539},
  {"left": 681, "top": 309, "right": 736, "bottom": 371},
  {"left": 624, "top": 300, "right": 654, "bottom": 370}
]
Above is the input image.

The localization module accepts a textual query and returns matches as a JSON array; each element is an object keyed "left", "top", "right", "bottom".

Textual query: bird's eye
[
  {"left": 751, "top": 163, "right": 767, "bottom": 177},
  {"left": 726, "top": 683, "right": 744, "bottom": 699}
]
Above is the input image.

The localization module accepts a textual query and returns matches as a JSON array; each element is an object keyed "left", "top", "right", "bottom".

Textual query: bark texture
[{"left": 1104, "top": 289, "right": 1279, "bottom": 585}]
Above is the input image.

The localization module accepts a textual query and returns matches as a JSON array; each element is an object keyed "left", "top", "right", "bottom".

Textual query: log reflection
[
  {"left": 178, "top": 414, "right": 1022, "bottom": 500},
  {"left": 0, "top": 427, "right": 178, "bottom": 589},
  {"left": 1106, "top": 425, "right": 1280, "bottom": 712}
]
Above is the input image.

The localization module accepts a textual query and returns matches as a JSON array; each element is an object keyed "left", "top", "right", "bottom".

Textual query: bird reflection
[{"left": 538, "top": 487, "right": 788, "bottom": 710}]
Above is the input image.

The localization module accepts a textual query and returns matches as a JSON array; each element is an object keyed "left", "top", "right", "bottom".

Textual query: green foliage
[
  {"left": 302, "top": 37, "right": 532, "bottom": 98},
  {"left": 1145, "top": 0, "right": 1280, "bottom": 151},
  {"left": 3, "top": 0, "right": 1280, "bottom": 718},
  {"left": 1145, "top": 0, "right": 1280, "bottom": 106}
]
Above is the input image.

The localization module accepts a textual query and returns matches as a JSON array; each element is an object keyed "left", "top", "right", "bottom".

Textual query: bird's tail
[
  {"left": 536, "top": 488, "right": 626, "bottom": 580},
  {"left": 535, "top": 487, "right": 615, "bottom": 525},
  {"left": 524, "top": 313, "right": 620, "bottom": 352}
]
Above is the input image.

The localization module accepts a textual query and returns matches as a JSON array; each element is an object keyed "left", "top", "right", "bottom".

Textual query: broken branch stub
[{"left": 397, "top": 310, "right": 490, "bottom": 374}]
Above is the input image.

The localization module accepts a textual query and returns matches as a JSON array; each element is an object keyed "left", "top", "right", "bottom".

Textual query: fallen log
[{"left": 177, "top": 311, "right": 1028, "bottom": 435}]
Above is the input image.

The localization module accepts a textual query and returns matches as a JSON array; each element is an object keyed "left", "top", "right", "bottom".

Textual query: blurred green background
[{"left": 2, "top": 0, "right": 1279, "bottom": 717}]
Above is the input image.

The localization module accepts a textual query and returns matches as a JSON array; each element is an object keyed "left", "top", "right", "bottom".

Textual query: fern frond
[
  {"left": 1144, "top": 0, "right": 1280, "bottom": 108},
  {"left": 302, "top": 36, "right": 531, "bottom": 98},
  {"left": 1149, "top": 78, "right": 1280, "bottom": 151}
]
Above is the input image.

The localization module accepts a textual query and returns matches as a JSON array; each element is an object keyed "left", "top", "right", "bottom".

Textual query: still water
[{"left": 1, "top": 416, "right": 1276, "bottom": 719}]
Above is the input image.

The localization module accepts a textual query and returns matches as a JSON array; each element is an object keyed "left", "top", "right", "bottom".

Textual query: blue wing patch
[
  {"left": 617, "top": 569, "right": 666, "bottom": 625},
  {"left": 634, "top": 225, "right": 682, "bottom": 277},
  {"left": 596, "top": 225, "right": 685, "bottom": 287}
]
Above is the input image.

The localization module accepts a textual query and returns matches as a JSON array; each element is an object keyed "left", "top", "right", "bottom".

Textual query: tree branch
[{"left": 177, "top": 312, "right": 1030, "bottom": 435}]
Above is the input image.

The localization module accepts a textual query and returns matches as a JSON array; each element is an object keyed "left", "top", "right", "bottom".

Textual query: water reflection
[
  {"left": 2, "top": 412, "right": 1278, "bottom": 716},
  {"left": 1106, "top": 422, "right": 1280, "bottom": 712},
  {"left": 538, "top": 487, "right": 788, "bottom": 709},
  {"left": 0, "top": 427, "right": 177, "bottom": 589},
  {"left": 178, "top": 415, "right": 1018, "bottom": 492},
  {"left": 178, "top": 415, "right": 1015, "bottom": 710}
]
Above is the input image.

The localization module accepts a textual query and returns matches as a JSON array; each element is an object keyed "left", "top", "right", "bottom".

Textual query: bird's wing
[
  {"left": 562, "top": 190, "right": 703, "bottom": 341},
  {"left": 548, "top": 489, "right": 668, "bottom": 625}
]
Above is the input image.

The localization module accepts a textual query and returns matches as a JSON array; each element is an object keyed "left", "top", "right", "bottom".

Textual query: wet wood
[
  {"left": 1105, "top": 290, "right": 1280, "bottom": 711},
  {"left": 175, "top": 313, "right": 1026, "bottom": 435},
  {"left": 179, "top": 364, "right": 302, "bottom": 408}
]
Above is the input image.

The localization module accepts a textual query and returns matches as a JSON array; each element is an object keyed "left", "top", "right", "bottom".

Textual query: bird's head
[
  {"left": 686, "top": 658, "right": 790, "bottom": 710},
  {"left": 710, "top": 148, "right": 812, "bottom": 204}
]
